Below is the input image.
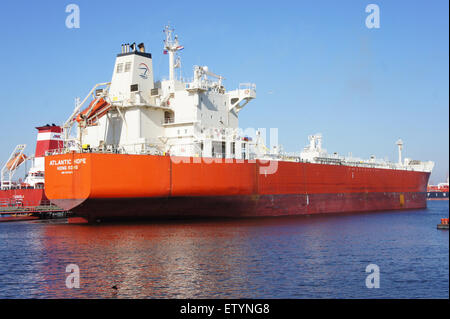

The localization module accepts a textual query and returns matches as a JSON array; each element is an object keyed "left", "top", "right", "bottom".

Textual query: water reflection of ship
[{"left": 39, "top": 221, "right": 257, "bottom": 297}]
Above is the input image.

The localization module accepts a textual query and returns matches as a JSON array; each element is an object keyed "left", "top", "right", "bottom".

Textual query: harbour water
[{"left": 0, "top": 201, "right": 448, "bottom": 299}]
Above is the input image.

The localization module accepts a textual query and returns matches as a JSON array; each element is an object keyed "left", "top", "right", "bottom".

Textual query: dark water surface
[{"left": 0, "top": 201, "right": 448, "bottom": 298}]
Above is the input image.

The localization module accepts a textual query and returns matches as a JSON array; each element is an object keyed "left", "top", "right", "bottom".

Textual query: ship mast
[
  {"left": 396, "top": 139, "right": 403, "bottom": 165},
  {"left": 163, "top": 24, "right": 183, "bottom": 82}
]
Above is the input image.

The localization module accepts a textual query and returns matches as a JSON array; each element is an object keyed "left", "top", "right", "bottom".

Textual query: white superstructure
[
  {"left": 63, "top": 25, "right": 256, "bottom": 161},
  {"left": 56, "top": 24, "right": 433, "bottom": 173},
  {"left": 296, "top": 134, "right": 434, "bottom": 172}
]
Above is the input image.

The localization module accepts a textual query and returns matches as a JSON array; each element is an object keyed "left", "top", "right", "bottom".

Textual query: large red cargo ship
[
  {"left": 45, "top": 153, "right": 431, "bottom": 223},
  {"left": 43, "top": 25, "right": 434, "bottom": 223}
]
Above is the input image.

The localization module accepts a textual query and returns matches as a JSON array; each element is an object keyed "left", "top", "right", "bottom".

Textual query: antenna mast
[
  {"left": 163, "top": 24, "right": 183, "bottom": 82},
  {"left": 396, "top": 139, "right": 403, "bottom": 165}
]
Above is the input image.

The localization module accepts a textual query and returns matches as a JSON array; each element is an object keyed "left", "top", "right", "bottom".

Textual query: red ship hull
[
  {"left": 66, "top": 192, "right": 427, "bottom": 223},
  {"left": 0, "top": 188, "right": 47, "bottom": 208},
  {"left": 44, "top": 153, "right": 431, "bottom": 223}
]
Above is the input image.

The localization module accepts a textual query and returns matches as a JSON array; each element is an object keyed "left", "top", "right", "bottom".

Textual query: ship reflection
[
  {"left": 38, "top": 214, "right": 379, "bottom": 298},
  {"left": 40, "top": 219, "right": 279, "bottom": 298},
  {"left": 3, "top": 204, "right": 445, "bottom": 299}
]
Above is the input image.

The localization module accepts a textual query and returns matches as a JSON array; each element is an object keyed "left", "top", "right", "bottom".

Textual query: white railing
[
  {"left": 43, "top": 141, "right": 433, "bottom": 173},
  {"left": 239, "top": 83, "right": 256, "bottom": 91}
]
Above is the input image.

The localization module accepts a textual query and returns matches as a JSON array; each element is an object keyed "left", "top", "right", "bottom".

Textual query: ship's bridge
[{"left": 59, "top": 24, "right": 259, "bottom": 160}]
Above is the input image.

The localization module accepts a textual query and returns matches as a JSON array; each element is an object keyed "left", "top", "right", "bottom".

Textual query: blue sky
[{"left": 0, "top": 0, "right": 448, "bottom": 183}]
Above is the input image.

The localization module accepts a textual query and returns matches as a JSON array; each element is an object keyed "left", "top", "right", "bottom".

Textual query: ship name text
[{"left": 49, "top": 158, "right": 87, "bottom": 175}]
